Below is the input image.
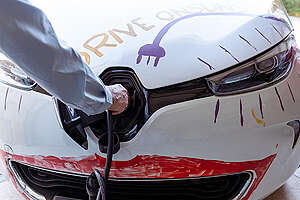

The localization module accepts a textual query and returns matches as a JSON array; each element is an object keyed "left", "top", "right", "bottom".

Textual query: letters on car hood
[{"left": 31, "top": 0, "right": 292, "bottom": 89}]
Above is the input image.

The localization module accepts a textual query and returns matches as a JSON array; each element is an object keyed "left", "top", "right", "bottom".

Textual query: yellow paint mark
[
  {"left": 84, "top": 33, "right": 117, "bottom": 58},
  {"left": 251, "top": 108, "right": 266, "bottom": 127},
  {"left": 79, "top": 52, "right": 90, "bottom": 65}
]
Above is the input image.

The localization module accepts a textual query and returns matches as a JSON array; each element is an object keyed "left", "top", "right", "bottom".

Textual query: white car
[{"left": 0, "top": 0, "right": 299, "bottom": 199}]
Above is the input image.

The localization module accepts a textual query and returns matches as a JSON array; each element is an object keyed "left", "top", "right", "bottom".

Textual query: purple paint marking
[
  {"left": 214, "top": 99, "right": 220, "bottom": 124},
  {"left": 240, "top": 99, "right": 244, "bottom": 127},
  {"left": 287, "top": 83, "right": 296, "bottom": 103},
  {"left": 239, "top": 35, "right": 258, "bottom": 51},
  {"left": 18, "top": 95, "right": 23, "bottom": 113},
  {"left": 271, "top": 23, "right": 283, "bottom": 38},
  {"left": 219, "top": 45, "right": 240, "bottom": 63},
  {"left": 136, "top": 12, "right": 261, "bottom": 67},
  {"left": 275, "top": 87, "right": 285, "bottom": 112},
  {"left": 255, "top": 28, "right": 272, "bottom": 44},
  {"left": 259, "top": 94, "right": 264, "bottom": 119},
  {"left": 197, "top": 57, "right": 215, "bottom": 70},
  {"left": 4, "top": 88, "right": 9, "bottom": 111}
]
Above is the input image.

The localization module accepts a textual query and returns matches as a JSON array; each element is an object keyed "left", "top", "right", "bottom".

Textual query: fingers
[{"left": 107, "top": 84, "right": 129, "bottom": 115}]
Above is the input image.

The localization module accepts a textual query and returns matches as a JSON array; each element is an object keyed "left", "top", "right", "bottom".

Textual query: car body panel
[
  {"left": 0, "top": 0, "right": 299, "bottom": 200},
  {"left": 30, "top": 0, "right": 292, "bottom": 89}
]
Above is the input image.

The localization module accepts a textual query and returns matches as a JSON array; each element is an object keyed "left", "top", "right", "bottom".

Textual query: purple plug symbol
[{"left": 136, "top": 44, "right": 166, "bottom": 67}]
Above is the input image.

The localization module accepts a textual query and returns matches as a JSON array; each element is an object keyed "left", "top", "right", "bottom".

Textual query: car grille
[{"left": 9, "top": 160, "right": 252, "bottom": 200}]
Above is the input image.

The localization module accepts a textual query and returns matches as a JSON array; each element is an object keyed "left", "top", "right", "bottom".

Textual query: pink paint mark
[
  {"left": 255, "top": 28, "right": 272, "bottom": 44},
  {"left": 4, "top": 88, "right": 9, "bottom": 111},
  {"left": 219, "top": 45, "right": 240, "bottom": 63},
  {"left": 18, "top": 95, "right": 23, "bottom": 113},
  {"left": 0, "top": 150, "right": 277, "bottom": 200},
  {"left": 240, "top": 99, "right": 244, "bottom": 127},
  {"left": 197, "top": 57, "right": 215, "bottom": 70},
  {"left": 259, "top": 94, "right": 264, "bottom": 119},
  {"left": 271, "top": 23, "right": 283, "bottom": 38},
  {"left": 239, "top": 35, "right": 258, "bottom": 51},
  {"left": 287, "top": 83, "right": 296, "bottom": 103},
  {"left": 214, "top": 99, "right": 220, "bottom": 123},
  {"left": 275, "top": 87, "right": 285, "bottom": 111}
]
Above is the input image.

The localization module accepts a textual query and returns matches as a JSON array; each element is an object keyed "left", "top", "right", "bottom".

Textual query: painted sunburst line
[
  {"left": 197, "top": 57, "right": 215, "bottom": 70},
  {"left": 287, "top": 83, "right": 296, "bottom": 103},
  {"left": 239, "top": 35, "right": 258, "bottom": 51},
  {"left": 219, "top": 45, "right": 240, "bottom": 63},
  {"left": 275, "top": 87, "right": 285, "bottom": 111},
  {"left": 18, "top": 95, "right": 23, "bottom": 113},
  {"left": 214, "top": 99, "right": 220, "bottom": 123},
  {"left": 4, "top": 88, "right": 9, "bottom": 111},
  {"left": 271, "top": 23, "right": 283, "bottom": 38},
  {"left": 259, "top": 94, "right": 264, "bottom": 119},
  {"left": 255, "top": 28, "right": 272, "bottom": 44},
  {"left": 240, "top": 99, "right": 244, "bottom": 127}
]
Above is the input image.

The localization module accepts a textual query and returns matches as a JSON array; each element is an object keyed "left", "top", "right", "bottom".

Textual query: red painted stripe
[{"left": 0, "top": 150, "right": 277, "bottom": 200}]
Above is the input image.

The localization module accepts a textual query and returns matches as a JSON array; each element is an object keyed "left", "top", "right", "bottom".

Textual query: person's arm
[{"left": 0, "top": 0, "right": 127, "bottom": 115}]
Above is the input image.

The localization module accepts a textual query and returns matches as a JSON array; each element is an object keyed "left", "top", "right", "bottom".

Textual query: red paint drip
[
  {"left": 240, "top": 99, "right": 244, "bottom": 126},
  {"left": 214, "top": 99, "right": 220, "bottom": 123},
  {"left": 275, "top": 87, "right": 285, "bottom": 111},
  {"left": 287, "top": 83, "right": 296, "bottom": 103},
  {"left": 259, "top": 94, "right": 264, "bottom": 119},
  {"left": 0, "top": 150, "right": 277, "bottom": 200}
]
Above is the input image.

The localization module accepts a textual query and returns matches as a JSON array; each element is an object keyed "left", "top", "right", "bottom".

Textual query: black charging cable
[{"left": 87, "top": 110, "right": 114, "bottom": 200}]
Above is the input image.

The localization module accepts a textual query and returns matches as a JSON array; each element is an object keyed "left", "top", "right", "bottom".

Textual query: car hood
[{"left": 31, "top": 0, "right": 293, "bottom": 89}]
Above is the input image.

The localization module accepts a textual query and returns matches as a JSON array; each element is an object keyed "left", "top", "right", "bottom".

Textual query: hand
[{"left": 107, "top": 84, "right": 129, "bottom": 115}]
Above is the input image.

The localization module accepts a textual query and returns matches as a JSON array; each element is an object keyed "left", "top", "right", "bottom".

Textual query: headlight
[
  {"left": 206, "top": 35, "right": 296, "bottom": 96},
  {"left": 0, "top": 53, "right": 35, "bottom": 90}
]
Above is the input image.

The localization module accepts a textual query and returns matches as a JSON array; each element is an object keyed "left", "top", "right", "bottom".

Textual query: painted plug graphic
[{"left": 136, "top": 44, "right": 166, "bottom": 67}]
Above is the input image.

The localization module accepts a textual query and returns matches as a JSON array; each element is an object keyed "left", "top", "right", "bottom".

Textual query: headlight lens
[
  {"left": 0, "top": 53, "right": 35, "bottom": 90},
  {"left": 206, "top": 35, "right": 296, "bottom": 96}
]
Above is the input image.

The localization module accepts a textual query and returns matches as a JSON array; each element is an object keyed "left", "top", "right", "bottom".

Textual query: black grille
[{"left": 10, "top": 161, "right": 251, "bottom": 200}]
